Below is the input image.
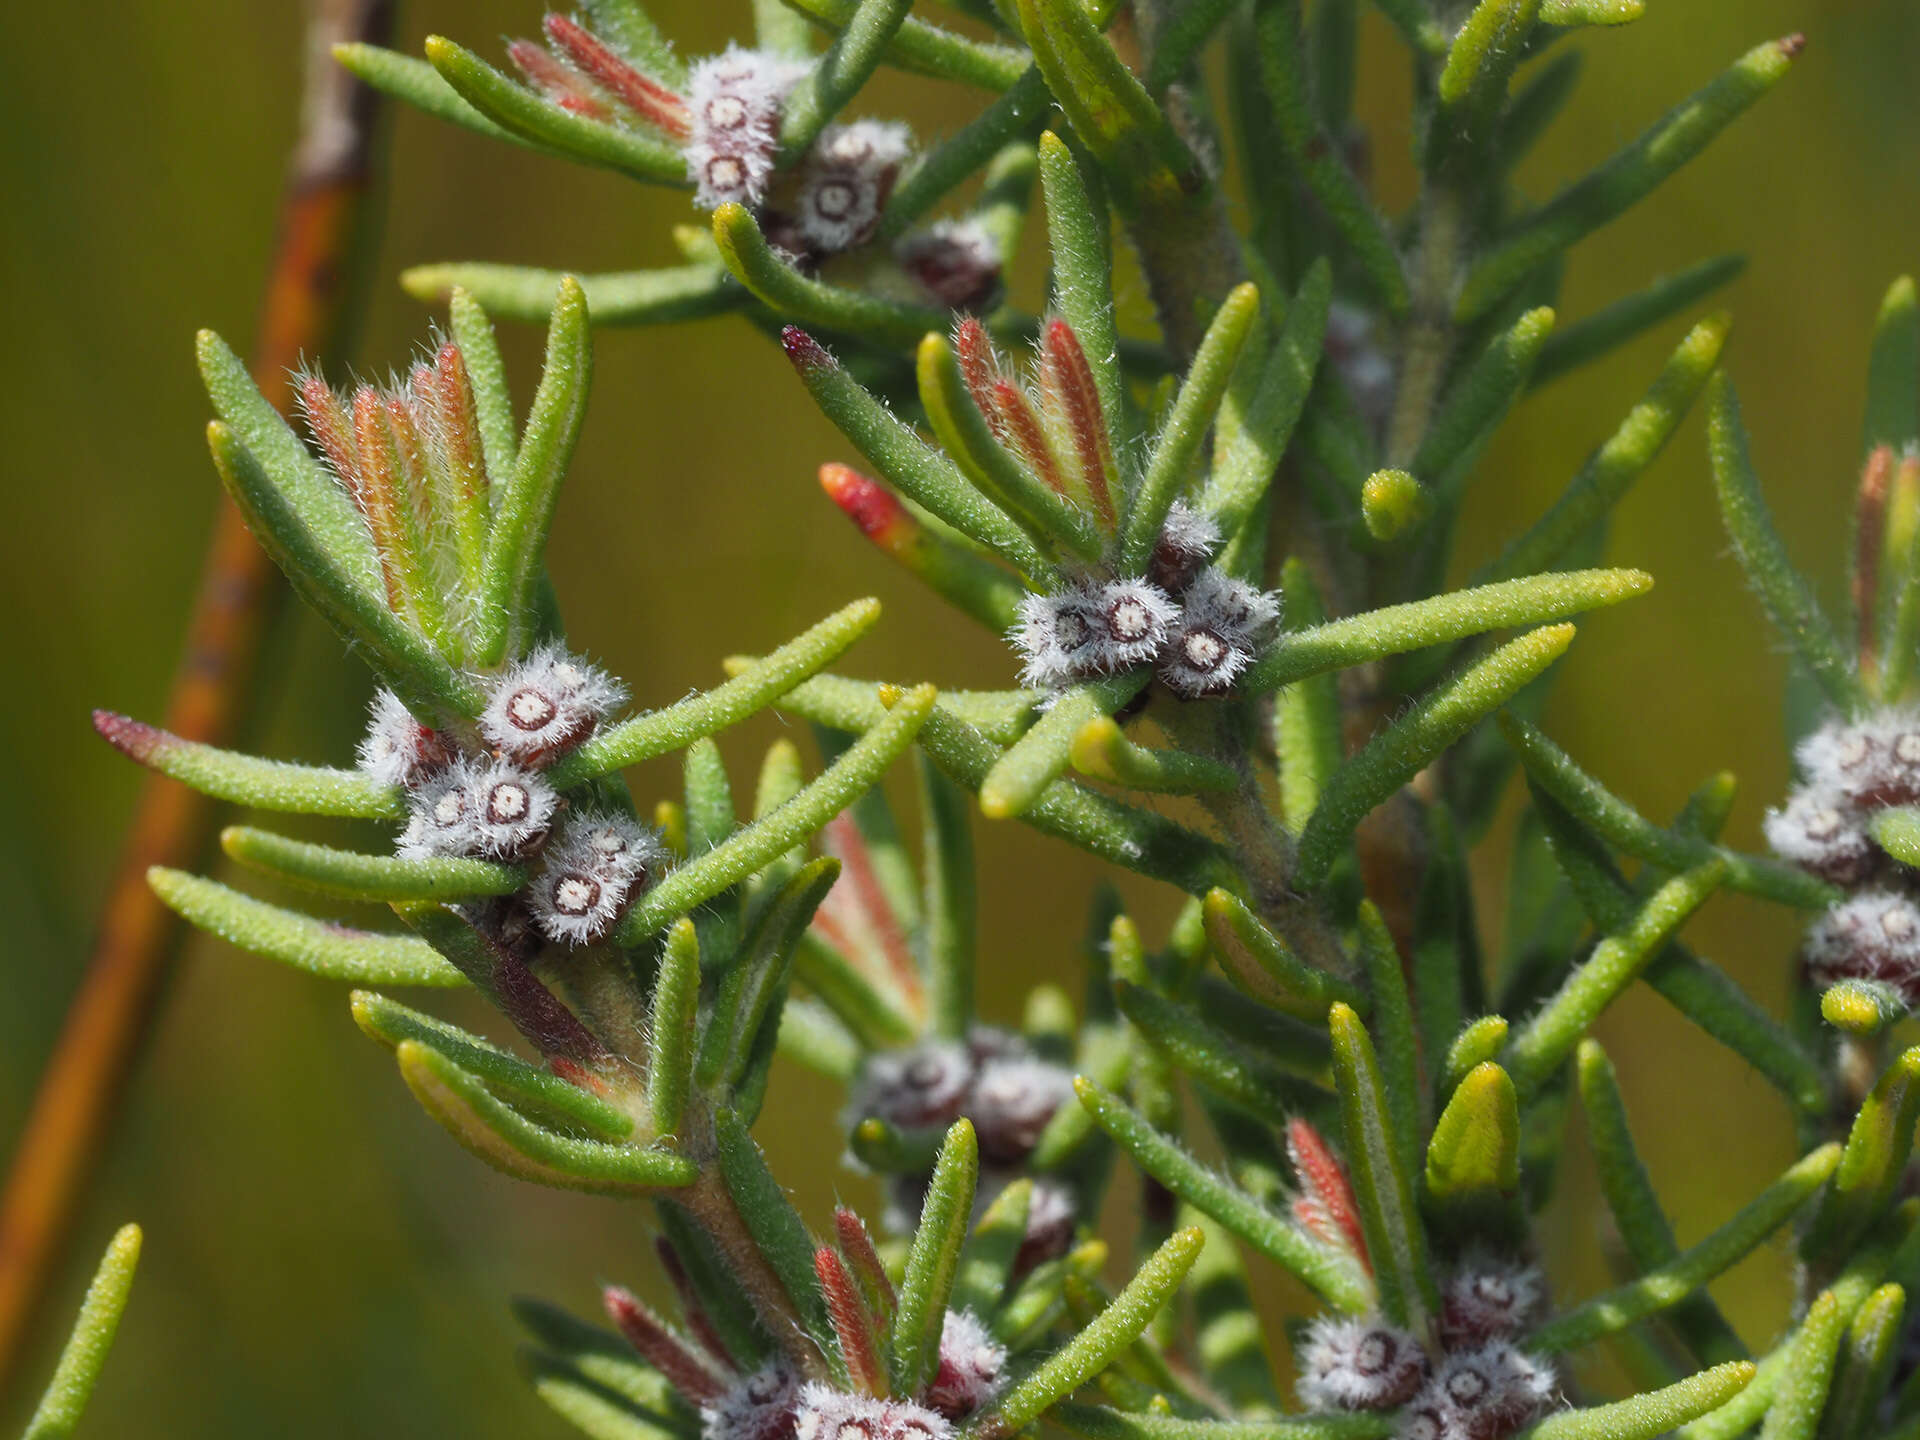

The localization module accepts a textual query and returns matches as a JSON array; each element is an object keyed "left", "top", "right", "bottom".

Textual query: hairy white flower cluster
[
  {"left": 687, "top": 47, "right": 806, "bottom": 210},
  {"left": 1296, "top": 1261, "right": 1554, "bottom": 1440},
  {"left": 358, "top": 646, "right": 660, "bottom": 948},
  {"left": 794, "top": 1386, "right": 950, "bottom": 1440},
  {"left": 893, "top": 220, "right": 1003, "bottom": 311},
  {"left": 786, "top": 121, "right": 911, "bottom": 256},
  {"left": 849, "top": 1027, "right": 1078, "bottom": 1262},
  {"left": 1015, "top": 505, "right": 1279, "bottom": 698},
  {"left": 1766, "top": 709, "right": 1920, "bottom": 1003}
]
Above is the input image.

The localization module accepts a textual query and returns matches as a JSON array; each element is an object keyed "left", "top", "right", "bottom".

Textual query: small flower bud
[
  {"left": 1013, "top": 586, "right": 1106, "bottom": 689},
  {"left": 1764, "top": 786, "right": 1876, "bottom": 885},
  {"left": 925, "top": 1310, "right": 1005, "bottom": 1419},
  {"left": 1419, "top": 1344, "right": 1555, "bottom": 1440},
  {"left": 967, "top": 1055, "right": 1075, "bottom": 1165},
  {"left": 701, "top": 1363, "right": 800, "bottom": 1440},
  {"left": 1805, "top": 889, "right": 1920, "bottom": 1000},
  {"left": 686, "top": 47, "right": 803, "bottom": 209},
  {"left": 357, "top": 688, "right": 459, "bottom": 789},
  {"left": 1183, "top": 566, "right": 1281, "bottom": 643},
  {"left": 399, "top": 759, "right": 484, "bottom": 858},
  {"left": 894, "top": 220, "right": 1003, "bottom": 310},
  {"left": 1093, "top": 579, "right": 1178, "bottom": 670},
  {"left": 480, "top": 645, "right": 627, "bottom": 766},
  {"left": 1013, "top": 1177, "right": 1078, "bottom": 1270},
  {"left": 467, "top": 759, "right": 559, "bottom": 860},
  {"left": 789, "top": 121, "right": 910, "bottom": 255},
  {"left": 850, "top": 1041, "right": 975, "bottom": 1131},
  {"left": 794, "top": 1387, "right": 951, "bottom": 1440},
  {"left": 1796, "top": 713, "right": 1920, "bottom": 808},
  {"left": 527, "top": 810, "right": 665, "bottom": 946},
  {"left": 1146, "top": 501, "right": 1223, "bottom": 594},
  {"left": 1439, "top": 1262, "right": 1546, "bottom": 1347},
  {"left": 1295, "top": 1317, "right": 1429, "bottom": 1412}
]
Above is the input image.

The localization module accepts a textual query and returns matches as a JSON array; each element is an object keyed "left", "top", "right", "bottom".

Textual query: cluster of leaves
[{"left": 60, "top": 1, "right": 1920, "bottom": 1440}]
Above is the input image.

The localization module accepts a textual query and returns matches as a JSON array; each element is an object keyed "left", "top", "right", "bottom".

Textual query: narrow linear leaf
[
  {"left": 1821, "top": 1283, "right": 1905, "bottom": 1440},
  {"left": 1114, "top": 979, "right": 1331, "bottom": 1125},
  {"left": 1482, "top": 314, "right": 1728, "bottom": 585},
  {"left": 350, "top": 991, "right": 635, "bottom": 1141},
  {"left": 894, "top": 1121, "right": 980, "bottom": 1394},
  {"left": 718, "top": 206, "right": 950, "bottom": 348},
  {"left": 1295, "top": 626, "right": 1575, "bottom": 889},
  {"left": 920, "top": 754, "right": 977, "bottom": 1037},
  {"left": 1202, "top": 888, "right": 1368, "bottom": 1020},
  {"left": 475, "top": 276, "right": 592, "bottom": 666},
  {"left": 986, "top": 1227, "right": 1206, "bottom": 1433},
  {"left": 221, "top": 825, "right": 523, "bottom": 903},
  {"left": 22, "top": 1224, "right": 143, "bottom": 1440},
  {"left": 1417, "top": 307, "right": 1556, "bottom": 501},
  {"left": 1709, "top": 372, "right": 1863, "bottom": 712},
  {"left": 779, "top": 0, "right": 1032, "bottom": 90},
  {"left": 779, "top": 0, "right": 917, "bottom": 155},
  {"left": 1520, "top": 1363, "right": 1757, "bottom": 1440},
  {"left": 696, "top": 859, "right": 840, "bottom": 1094},
  {"left": 396, "top": 1042, "right": 695, "bottom": 1193},
  {"left": 751, "top": 671, "right": 1035, "bottom": 747},
  {"left": 981, "top": 674, "right": 1148, "bottom": 819},
  {"left": 1053, "top": 1409, "right": 1394, "bottom": 1440},
  {"left": 1863, "top": 275, "right": 1920, "bottom": 458},
  {"left": 1247, "top": 571, "right": 1646, "bottom": 693},
  {"left": 423, "top": 36, "right": 686, "bottom": 184},
  {"left": 712, "top": 1108, "right": 835, "bottom": 1348},
  {"left": 334, "top": 43, "right": 530, "bottom": 149},
  {"left": 1073, "top": 1080, "right": 1372, "bottom": 1311},
  {"left": 1758, "top": 1290, "right": 1846, "bottom": 1440},
  {"left": 553, "top": 600, "right": 882, "bottom": 786},
  {"left": 1528, "top": 1143, "right": 1842, "bottom": 1352},
  {"left": 1328, "top": 1003, "right": 1438, "bottom": 1332},
  {"left": 1071, "top": 717, "right": 1239, "bottom": 793},
  {"left": 1804, "top": 1046, "right": 1920, "bottom": 1264},
  {"left": 402, "top": 263, "right": 741, "bottom": 327},
  {"left": 91, "top": 711, "right": 402, "bottom": 817},
  {"left": 616, "top": 685, "right": 935, "bottom": 942},
  {"left": 1457, "top": 37, "right": 1801, "bottom": 320},
  {"left": 149, "top": 867, "right": 465, "bottom": 986},
  {"left": 1531, "top": 257, "right": 1747, "bottom": 391},
  {"left": 1503, "top": 861, "right": 1726, "bottom": 1101}
]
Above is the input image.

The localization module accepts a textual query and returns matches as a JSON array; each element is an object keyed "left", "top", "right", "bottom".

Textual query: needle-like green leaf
[
  {"left": 402, "top": 263, "right": 741, "bottom": 327},
  {"left": 1114, "top": 980, "right": 1330, "bottom": 1125},
  {"left": 220, "top": 825, "right": 524, "bottom": 903},
  {"left": 712, "top": 1107, "right": 835, "bottom": 1349},
  {"left": 1520, "top": 1364, "right": 1757, "bottom": 1440},
  {"left": 1071, "top": 717, "right": 1239, "bottom": 793},
  {"left": 616, "top": 685, "right": 935, "bottom": 943},
  {"left": 1202, "top": 888, "right": 1367, "bottom": 1019},
  {"left": 984, "top": 1227, "right": 1206, "bottom": 1433},
  {"left": 1709, "top": 372, "right": 1863, "bottom": 712},
  {"left": 91, "top": 712, "right": 402, "bottom": 817},
  {"left": 1052, "top": 1411, "right": 1394, "bottom": 1440},
  {"left": 396, "top": 1042, "right": 694, "bottom": 1193},
  {"left": 423, "top": 36, "right": 686, "bottom": 184},
  {"left": 1758, "top": 1290, "right": 1846, "bottom": 1440},
  {"left": 149, "top": 867, "right": 466, "bottom": 986},
  {"left": 552, "top": 600, "right": 882, "bottom": 787},
  {"left": 1456, "top": 37, "right": 1801, "bottom": 320},
  {"left": 350, "top": 991, "right": 635, "bottom": 1141},
  {"left": 1805, "top": 1047, "right": 1920, "bottom": 1265},
  {"left": 1528, "top": 1143, "right": 1842, "bottom": 1352},
  {"left": 1295, "top": 625, "right": 1575, "bottom": 889},
  {"left": 981, "top": 674, "right": 1149, "bottom": 819},
  {"left": 21, "top": 1224, "right": 143, "bottom": 1440},
  {"left": 779, "top": 0, "right": 1031, "bottom": 89},
  {"left": 893, "top": 1120, "right": 980, "bottom": 1395},
  {"left": 1530, "top": 257, "right": 1746, "bottom": 390},
  {"left": 779, "top": 0, "right": 917, "bottom": 156}
]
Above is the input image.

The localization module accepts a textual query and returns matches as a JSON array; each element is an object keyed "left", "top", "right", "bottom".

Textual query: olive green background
[{"left": 2, "top": 0, "right": 1917, "bottom": 1432}]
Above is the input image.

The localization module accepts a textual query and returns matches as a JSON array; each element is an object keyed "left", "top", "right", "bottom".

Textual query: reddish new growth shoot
[
  {"left": 508, "top": 39, "right": 613, "bottom": 120},
  {"left": 655, "top": 1236, "right": 738, "bottom": 1370},
  {"left": 542, "top": 14, "right": 691, "bottom": 139},
  {"left": 818, "top": 813, "right": 925, "bottom": 1018},
  {"left": 1287, "top": 1118, "right": 1370, "bottom": 1270},
  {"left": 1039, "top": 320, "right": 1117, "bottom": 531},
  {"left": 604, "top": 1285, "right": 728, "bottom": 1401},
  {"left": 1856, "top": 445, "right": 1895, "bottom": 677},
  {"left": 816, "top": 1246, "right": 889, "bottom": 1395},
  {"left": 820, "top": 463, "right": 915, "bottom": 552},
  {"left": 833, "top": 1207, "right": 898, "bottom": 1322}
]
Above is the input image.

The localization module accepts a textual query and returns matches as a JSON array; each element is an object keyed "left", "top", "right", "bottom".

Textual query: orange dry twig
[{"left": 0, "top": 0, "right": 395, "bottom": 1391}]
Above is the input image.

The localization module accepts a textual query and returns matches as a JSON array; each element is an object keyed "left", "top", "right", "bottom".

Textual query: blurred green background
[{"left": 3, "top": 0, "right": 1918, "bottom": 1432}]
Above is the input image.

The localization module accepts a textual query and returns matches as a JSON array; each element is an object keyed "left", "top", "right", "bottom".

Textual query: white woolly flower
[
  {"left": 467, "top": 758, "right": 559, "bottom": 860},
  {"left": 701, "top": 1363, "right": 799, "bottom": 1440},
  {"left": 1795, "top": 710, "right": 1920, "bottom": 808},
  {"left": 1296, "top": 1316, "right": 1428, "bottom": 1412},
  {"left": 792, "top": 121, "right": 911, "bottom": 254},
  {"left": 848, "top": 1040, "right": 975, "bottom": 1132},
  {"left": 1146, "top": 500, "right": 1223, "bottom": 593},
  {"left": 1092, "top": 579, "right": 1178, "bottom": 670},
  {"left": 686, "top": 46, "right": 804, "bottom": 209},
  {"left": 1440, "top": 1261, "right": 1547, "bottom": 1346},
  {"left": 526, "top": 809, "right": 664, "bottom": 946},
  {"left": 1013, "top": 586, "right": 1105, "bottom": 689},
  {"left": 925, "top": 1310, "right": 1005, "bottom": 1419},
  {"left": 968, "top": 1055, "right": 1076, "bottom": 1164},
  {"left": 793, "top": 1385, "right": 950, "bottom": 1440},
  {"left": 357, "top": 688, "right": 457, "bottom": 789},
  {"left": 1806, "top": 889, "right": 1920, "bottom": 998},
  {"left": 895, "top": 220, "right": 1002, "bottom": 310},
  {"left": 1411, "top": 1343, "right": 1554, "bottom": 1440},
  {"left": 1763, "top": 785, "right": 1875, "bottom": 886},
  {"left": 1183, "top": 565, "right": 1280, "bottom": 642},
  {"left": 480, "top": 645, "right": 627, "bottom": 766},
  {"left": 399, "top": 758, "right": 484, "bottom": 858}
]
